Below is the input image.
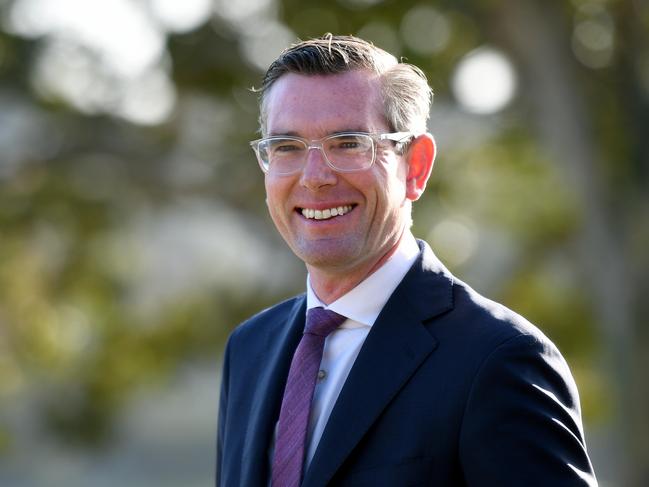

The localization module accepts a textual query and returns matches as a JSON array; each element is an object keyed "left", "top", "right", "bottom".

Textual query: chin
[{"left": 294, "top": 241, "right": 363, "bottom": 271}]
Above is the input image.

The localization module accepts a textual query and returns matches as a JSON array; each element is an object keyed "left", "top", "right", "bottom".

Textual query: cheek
[
  {"left": 374, "top": 161, "right": 408, "bottom": 202},
  {"left": 265, "top": 176, "right": 285, "bottom": 206},
  {"left": 264, "top": 180, "right": 280, "bottom": 219},
  {"left": 265, "top": 177, "right": 293, "bottom": 225}
]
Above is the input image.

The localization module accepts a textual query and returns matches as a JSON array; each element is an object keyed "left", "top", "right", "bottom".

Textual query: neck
[{"left": 307, "top": 231, "right": 414, "bottom": 305}]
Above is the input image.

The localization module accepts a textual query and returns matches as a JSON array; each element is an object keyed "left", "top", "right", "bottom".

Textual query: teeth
[{"left": 301, "top": 205, "right": 352, "bottom": 220}]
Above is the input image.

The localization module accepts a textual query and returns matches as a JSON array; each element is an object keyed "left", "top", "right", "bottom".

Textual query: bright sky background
[
  {"left": 3, "top": 0, "right": 285, "bottom": 124},
  {"left": 452, "top": 47, "right": 518, "bottom": 115}
]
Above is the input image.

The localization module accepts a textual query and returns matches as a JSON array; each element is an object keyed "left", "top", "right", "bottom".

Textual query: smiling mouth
[{"left": 299, "top": 205, "right": 354, "bottom": 220}]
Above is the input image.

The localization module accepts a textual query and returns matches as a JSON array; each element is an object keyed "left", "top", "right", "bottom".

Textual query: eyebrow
[{"left": 267, "top": 128, "right": 371, "bottom": 137}]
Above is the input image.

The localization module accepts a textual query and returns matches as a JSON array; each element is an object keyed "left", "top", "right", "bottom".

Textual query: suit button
[{"left": 317, "top": 369, "right": 327, "bottom": 381}]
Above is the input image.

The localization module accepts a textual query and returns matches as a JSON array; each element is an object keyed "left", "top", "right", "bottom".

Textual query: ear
[{"left": 405, "top": 133, "right": 436, "bottom": 201}]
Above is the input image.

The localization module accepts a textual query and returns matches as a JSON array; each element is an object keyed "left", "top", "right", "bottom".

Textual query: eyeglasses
[{"left": 250, "top": 132, "right": 413, "bottom": 175}]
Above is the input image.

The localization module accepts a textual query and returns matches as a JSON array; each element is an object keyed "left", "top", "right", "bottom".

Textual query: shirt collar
[{"left": 306, "top": 233, "right": 420, "bottom": 328}]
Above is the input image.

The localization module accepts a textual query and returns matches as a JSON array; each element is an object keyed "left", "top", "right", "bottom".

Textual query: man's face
[{"left": 263, "top": 70, "right": 412, "bottom": 276}]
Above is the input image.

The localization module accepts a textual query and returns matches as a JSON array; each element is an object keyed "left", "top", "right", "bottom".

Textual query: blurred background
[{"left": 0, "top": 0, "right": 647, "bottom": 485}]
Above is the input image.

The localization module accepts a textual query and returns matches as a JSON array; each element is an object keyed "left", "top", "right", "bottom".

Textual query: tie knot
[{"left": 305, "top": 307, "right": 346, "bottom": 337}]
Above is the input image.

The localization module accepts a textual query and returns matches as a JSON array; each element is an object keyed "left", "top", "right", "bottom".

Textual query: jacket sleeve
[
  {"left": 459, "top": 333, "right": 597, "bottom": 486},
  {"left": 215, "top": 335, "right": 232, "bottom": 487}
]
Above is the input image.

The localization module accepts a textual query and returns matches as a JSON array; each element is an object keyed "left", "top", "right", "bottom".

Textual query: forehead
[{"left": 264, "top": 70, "right": 386, "bottom": 136}]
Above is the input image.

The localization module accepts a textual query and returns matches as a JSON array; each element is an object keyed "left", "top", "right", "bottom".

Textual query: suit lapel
[
  {"left": 239, "top": 296, "right": 307, "bottom": 487},
  {"left": 302, "top": 242, "right": 454, "bottom": 487}
]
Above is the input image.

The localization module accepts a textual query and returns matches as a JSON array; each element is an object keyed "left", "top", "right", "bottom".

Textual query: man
[{"left": 216, "top": 34, "right": 597, "bottom": 486}]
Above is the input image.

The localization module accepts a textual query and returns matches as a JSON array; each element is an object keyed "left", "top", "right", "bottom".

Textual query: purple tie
[{"left": 271, "top": 307, "right": 346, "bottom": 487}]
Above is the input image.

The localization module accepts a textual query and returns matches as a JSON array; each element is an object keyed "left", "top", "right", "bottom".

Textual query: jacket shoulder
[
  {"left": 414, "top": 239, "right": 549, "bottom": 348},
  {"left": 228, "top": 294, "right": 305, "bottom": 343},
  {"left": 449, "top": 278, "right": 554, "bottom": 351}
]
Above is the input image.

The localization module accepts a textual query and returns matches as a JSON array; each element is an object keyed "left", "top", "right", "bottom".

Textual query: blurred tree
[{"left": 484, "top": 2, "right": 649, "bottom": 485}]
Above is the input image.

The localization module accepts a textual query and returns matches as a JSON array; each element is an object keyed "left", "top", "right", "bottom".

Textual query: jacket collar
[{"left": 239, "top": 296, "right": 306, "bottom": 487}]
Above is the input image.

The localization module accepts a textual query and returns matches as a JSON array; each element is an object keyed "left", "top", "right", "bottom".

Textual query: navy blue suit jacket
[{"left": 216, "top": 241, "right": 597, "bottom": 486}]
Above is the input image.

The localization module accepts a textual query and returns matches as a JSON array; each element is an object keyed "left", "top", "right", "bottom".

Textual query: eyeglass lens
[{"left": 258, "top": 134, "right": 375, "bottom": 174}]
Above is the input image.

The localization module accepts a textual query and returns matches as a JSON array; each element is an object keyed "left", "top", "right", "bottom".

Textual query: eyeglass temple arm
[{"left": 379, "top": 132, "right": 415, "bottom": 143}]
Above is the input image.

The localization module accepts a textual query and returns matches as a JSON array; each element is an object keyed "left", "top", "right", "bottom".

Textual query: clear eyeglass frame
[{"left": 249, "top": 131, "right": 414, "bottom": 175}]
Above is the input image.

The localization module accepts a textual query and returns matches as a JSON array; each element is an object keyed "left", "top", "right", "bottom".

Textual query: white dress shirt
[{"left": 302, "top": 233, "right": 420, "bottom": 466}]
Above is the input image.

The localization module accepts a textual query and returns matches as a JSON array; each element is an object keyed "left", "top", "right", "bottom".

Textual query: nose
[{"left": 299, "top": 146, "right": 337, "bottom": 191}]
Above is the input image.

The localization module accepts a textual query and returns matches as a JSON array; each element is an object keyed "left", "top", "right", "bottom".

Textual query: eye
[
  {"left": 329, "top": 135, "right": 371, "bottom": 152},
  {"left": 338, "top": 140, "right": 360, "bottom": 149},
  {"left": 269, "top": 139, "right": 303, "bottom": 154}
]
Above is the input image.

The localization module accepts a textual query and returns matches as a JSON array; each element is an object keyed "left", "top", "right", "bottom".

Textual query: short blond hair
[{"left": 258, "top": 34, "right": 433, "bottom": 136}]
